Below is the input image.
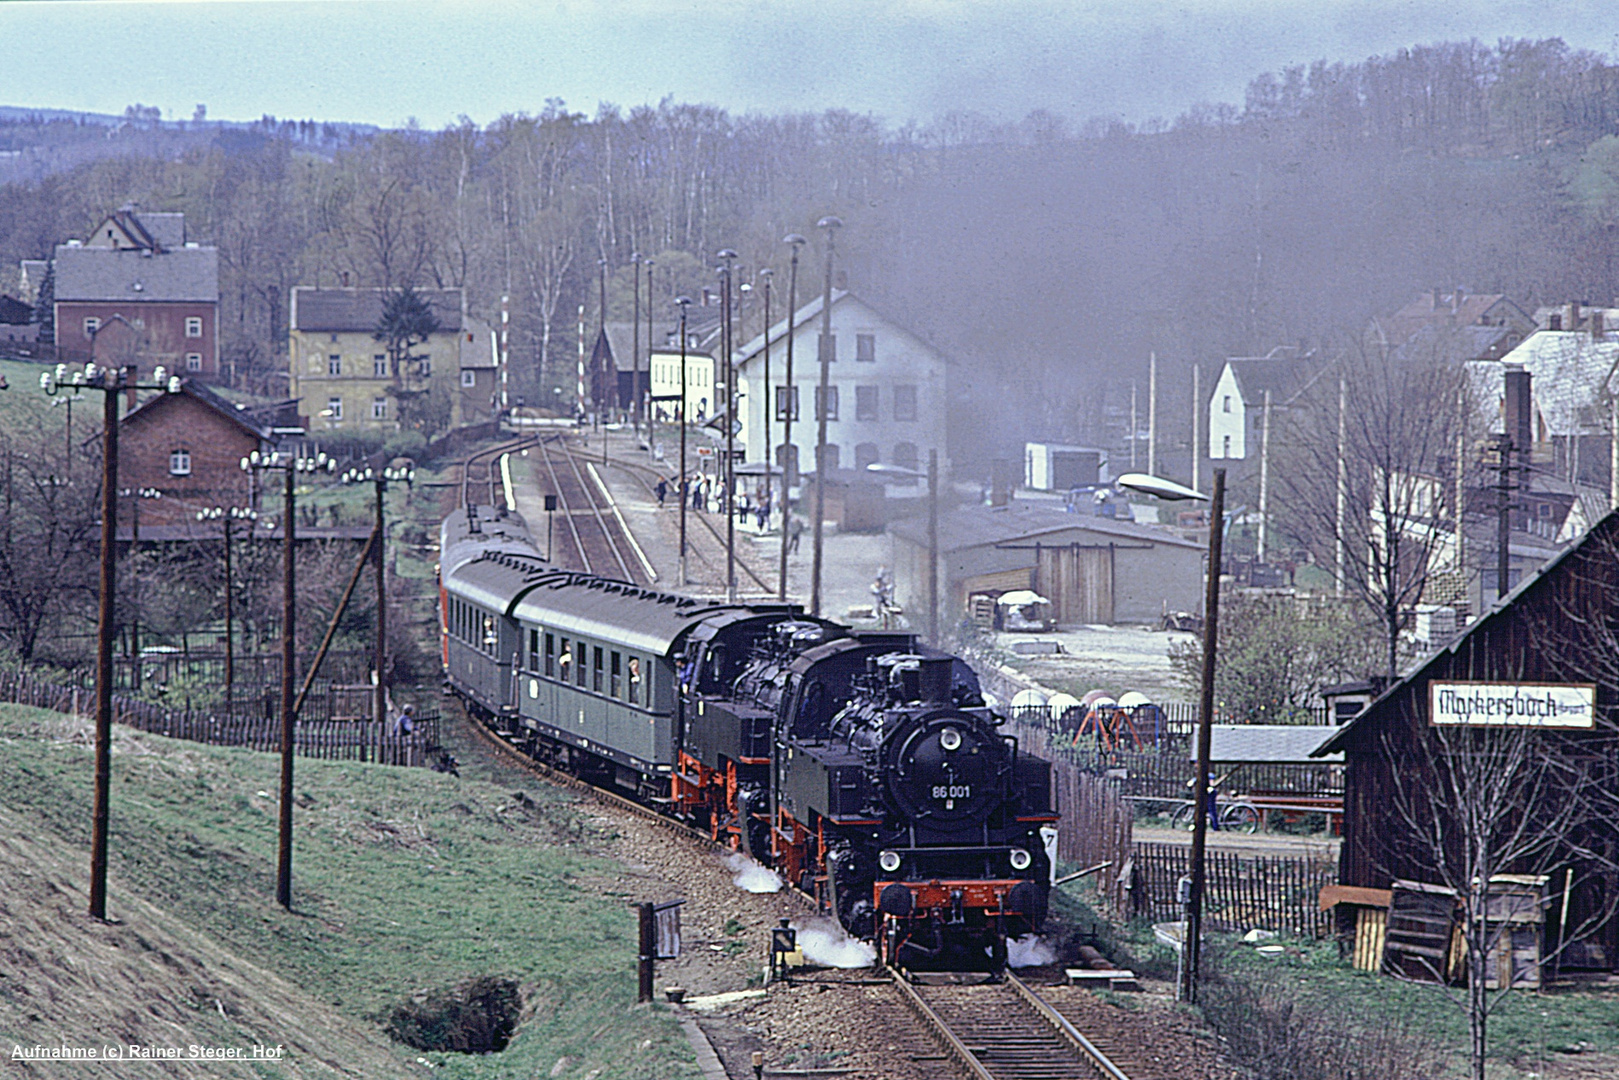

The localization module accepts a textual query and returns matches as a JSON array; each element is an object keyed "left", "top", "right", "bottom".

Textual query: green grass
[{"left": 0, "top": 703, "right": 700, "bottom": 1079}]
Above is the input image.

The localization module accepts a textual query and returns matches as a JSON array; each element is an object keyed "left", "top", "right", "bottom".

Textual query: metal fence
[
  {"left": 1131, "top": 840, "right": 1337, "bottom": 938},
  {"left": 0, "top": 666, "right": 441, "bottom": 767}
]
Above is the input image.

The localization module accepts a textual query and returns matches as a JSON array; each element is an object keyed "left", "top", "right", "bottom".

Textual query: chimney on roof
[
  {"left": 701, "top": 286, "right": 713, "bottom": 307},
  {"left": 1504, "top": 364, "right": 1532, "bottom": 461},
  {"left": 339, "top": 270, "right": 351, "bottom": 288},
  {"left": 1568, "top": 300, "right": 1581, "bottom": 333},
  {"left": 1592, "top": 310, "right": 1605, "bottom": 340},
  {"left": 1451, "top": 289, "right": 1462, "bottom": 314},
  {"left": 1431, "top": 287, "right": 1442, "bottom": 311}
]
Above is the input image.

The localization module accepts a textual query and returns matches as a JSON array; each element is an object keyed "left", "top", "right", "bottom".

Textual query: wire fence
[{"left": 0, "top": 665, "right": 441, "bottom": 767}]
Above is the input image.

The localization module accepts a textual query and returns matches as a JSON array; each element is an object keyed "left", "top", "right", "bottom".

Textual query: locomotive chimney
[{"left": 919, "top": 657, "right": 953, "bottom": 704}]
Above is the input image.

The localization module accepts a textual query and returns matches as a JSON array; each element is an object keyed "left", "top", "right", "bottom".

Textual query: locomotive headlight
[
  {"left": 879, "top": 850, "right": 902, "bottom": 874},
  {"left": 939, "top": 726, "right": 962, "bottom": 751},
  {"left": 1009, "top": 847, "right": 1033, "bottom": 871}
]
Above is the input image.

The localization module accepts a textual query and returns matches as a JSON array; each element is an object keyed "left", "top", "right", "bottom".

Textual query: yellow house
[
  {"left": 646, "top": 347, "right": 715, "bottom": 425},
  {"left": 288, "top": 286, "right": 465, "bottom": 434}
]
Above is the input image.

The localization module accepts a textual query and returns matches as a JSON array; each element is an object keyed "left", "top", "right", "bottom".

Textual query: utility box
[{"left": 1025, "top": 443, "right": 1109, "bottom": 492}]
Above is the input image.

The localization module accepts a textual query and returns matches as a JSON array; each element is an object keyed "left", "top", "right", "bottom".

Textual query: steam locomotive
[{"left": 439, "top": 504, "right": 1057, "bottom": 971}]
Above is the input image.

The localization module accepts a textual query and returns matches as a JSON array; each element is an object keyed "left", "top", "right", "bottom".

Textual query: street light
[
  {"left": 196, "top": 505, "right": 257, "bottom": 718},
  {"left": 342, "top": 463, "right": 415, "bottom": 736},
  {"left": 39, "top": 358, "right": 181, "bottom": 920},
  {"left": 717, "top": 248, "right": 739, "bottom": 602},
  {"left": 811, "top": 216, "right": 842, "bottom": 618},
  {"left": 674, "top": 296, "right": 692, "bottom": 587},
  {"left": 239, "top": 447, "right": 336, "bottom": 910},
  {"left": 630, "top": 252, "right": 642, "bottom": 440},
  {"left": 778, "top": 235, "right": 806, "bottom": 602}
]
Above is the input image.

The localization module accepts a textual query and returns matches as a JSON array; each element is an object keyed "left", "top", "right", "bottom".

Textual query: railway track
[
  {"left": 529, "top": 435, "right": 654, "bottom": 584},
  {"left": 890, "top": 970, "right": 1145, "bottom": 1080}
]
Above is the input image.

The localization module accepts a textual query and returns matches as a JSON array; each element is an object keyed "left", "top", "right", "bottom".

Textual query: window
[
  {"left": 576, "top": 642, "right": 587, "bottom": 686},
  {"left": 418, "top": 358, "right": 432, "bottom": 378},
  {"left": 814, "top": 385, "right": 839, "bottom": 421},
  {"left": 818, "top": 443, "right": 841, "bottom": 470},
  {"left": 855, "top": 442, "right": 879, "bottom": 471},
  {"left": 818, "top": 333, "right": 836, "bottom": 362},
  {"left": 372, "top": 398, "right": 388, "bottom": 420},
  {"left": 168, "top": 449, "right": 192, "bottom": 476},
  {"left": 558, "top": 638, "right": 572, "bottom": 679},
  {"left": 628, "top": 657, "right": 641, "bottom": 704},
  {"left": 611, "top": 651, "right": 622, "bottom": 698},
  {"left": 528, "top": 629, "right": 540, "bottom": 671},
  {"left": 856, "top": 333, "right": 876, "bottom": 362},
  {"left": 893, "top": 442, "right": 918, "bottom": 471},
  {"left": 83, "top": 316, "right": 101, "bottom": 337},
  {"left": 1222, "top": 395, "right": 1232, "bottom": 413},
  {"left": 855, "top": 385, "right": 879, "bottom": 421},
  {"left": 328, "top": 354, "right": 342, "bottom": 376},
  {"left": 593, "top": 646, "right": 604, "bottom": 692},
  {"left": 326, "top": 397, "right": 343, "bottom": 420},
  {"left": 1222, "top": 434, "right": 1231, "bottom": 457},
  {"left": 373, "top": 355, "right": 389, "bottom": 377},
  {"left": 461, "top": 369, "right": 476, "bottom": 387},
  {"left": 185, "top": 353, "right": 203, "bottom": 372},
  {"left": 185, "top": 316, "right": 203, "bottom": 338},
  {"left": 893, "top": 385, "right": 918, "bottom": 422},
  {"left": 776, "top": 385, "right": 800, "bottom": 421}
]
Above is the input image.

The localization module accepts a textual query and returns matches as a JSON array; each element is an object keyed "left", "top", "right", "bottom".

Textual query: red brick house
[
  {"left": 118, "top": 380, "right": 269, "bottom": 531},
  {"left": 53, "top": 207, "right": 220, "bottom": 380}
]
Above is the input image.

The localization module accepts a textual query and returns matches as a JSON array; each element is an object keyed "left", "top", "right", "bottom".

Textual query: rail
[{"left": 1006, "top": 972, "right": 1132, "bottom": 1080}]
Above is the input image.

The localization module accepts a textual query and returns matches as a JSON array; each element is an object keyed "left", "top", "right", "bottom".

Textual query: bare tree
[
  {"left": 0, "top": 424, "right": 100, "bottom": 662},
  {"left": 1279, "top": 340, "right": 1482, "bottom": 677}
]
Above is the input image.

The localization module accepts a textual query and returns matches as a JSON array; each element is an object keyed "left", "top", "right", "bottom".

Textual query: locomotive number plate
[{"left": 932, "top": 785, "right": 971, "bottom": 799}]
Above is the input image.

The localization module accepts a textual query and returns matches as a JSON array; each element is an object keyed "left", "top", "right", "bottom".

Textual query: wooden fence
[
  {"left": 1131, "top": 840, "right": 1337, "bottom": 938},
  {"left": 0, "top": 666, "right": 441, "bottom": 767}
]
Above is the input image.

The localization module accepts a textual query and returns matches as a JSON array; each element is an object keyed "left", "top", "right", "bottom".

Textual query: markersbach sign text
[{"left": 1429, "top": 681, "right": 1595, "bottom": 728}]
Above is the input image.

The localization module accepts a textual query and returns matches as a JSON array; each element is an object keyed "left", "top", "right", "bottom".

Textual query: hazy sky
[{"left": 3, "top": 0, "right": 1615, "bottom": 130}]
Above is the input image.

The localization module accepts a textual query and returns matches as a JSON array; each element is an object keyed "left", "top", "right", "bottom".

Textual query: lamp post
[
  {"left": 630, "top": 252, "right": 642, "bottom": 439},
  {"left": 717, "top": 248, "right": 739, "bottom": 602},
  {"left": 197, "top": 506, "right": 256, "bottom": 718},
  {"left": 811, "top": 217, "right": 842, "bottom": 618},
  {"left": 239, "top": 447, "right": 336, "bottom": 910},
  {"left": 121, "top": 486, "right": 163, "bottom": 690},
  {"left": 675, "top": 296, "right": 692, "bottom": 587},
  {"left": 342, "top": 463, "right": 414, "bottom": 737},
  {"left": 645, "top": 258, "right": 655, "bottom": 452},
  {"left": 778, "top": 235, "right": 805, "bottom": 602},
  {"left": 39, "top": 359, "right": 182, "bottom": 920},
  {"left": 757, "top": 269, "right": 774, "bottom": 542}
]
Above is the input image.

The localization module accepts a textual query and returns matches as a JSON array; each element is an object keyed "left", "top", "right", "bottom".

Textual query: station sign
[{"left": 1428, "top": 681, "right": 1596, "bottom": 728}]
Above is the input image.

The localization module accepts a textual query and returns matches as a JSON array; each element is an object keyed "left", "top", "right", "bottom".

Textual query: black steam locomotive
[{"left": 439, "top": 504, "right": 1056, "bottom": 971}]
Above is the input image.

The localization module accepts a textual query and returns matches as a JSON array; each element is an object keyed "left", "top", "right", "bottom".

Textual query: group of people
[{"left": 654, "top": 475, "right": 777, "bottom": 531}]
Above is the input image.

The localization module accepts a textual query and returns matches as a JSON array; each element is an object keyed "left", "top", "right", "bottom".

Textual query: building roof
[
  {"left": 1317, "top": 504, "right": 1619, "bottom": 756},
  {"left": 1189, "top": 725, "right": 1343, "bottom": 764},
  {"left": 889, "top": 501, "right": 1205, "bottom": 553},
  {"left": 53, "top": 244, "right": 219, "bottom": 303},
  {"left": 120, "top": 378, "right": 272, "bottom": 441},
  {"left": 734, "top": 288, "right": 849, "bottom": 366},
  {"left": 461, "top": 314, "right": 496, "bottom": 369},
  {"left": 290, "top": 286, "right": 464, "bottom": 333},
  {"left": 1224, "top": 349, "right": 1321, "bottom": 408},
  {"left": 0, "top": 294, "right": 31, "bottom": 324},
  {"left": 599, "top": 320, "right": 680, "bottom": 372},
  {"left": 1392, "top": 322, "right": 1521, "bottom": 365},
  {"left": 1376, "top": 290, "right": 1536, "bottom": 346},
  {"left": 1475, "top": 330, "right": 1619, "bottom": 438}
]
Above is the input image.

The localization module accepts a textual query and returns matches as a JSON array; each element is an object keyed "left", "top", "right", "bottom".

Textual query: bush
[{"left": 384, "top": 975, "right": 524, "bottom": 1053}]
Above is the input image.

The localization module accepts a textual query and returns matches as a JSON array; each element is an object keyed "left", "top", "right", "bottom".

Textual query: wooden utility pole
[{"left": 1180, "top": 468, "right": 1225, "bottom": 1003}]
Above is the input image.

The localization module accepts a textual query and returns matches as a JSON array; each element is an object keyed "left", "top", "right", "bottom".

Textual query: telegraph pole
[
  {"left": 778, "top": 235, "right": 806, "bottom": 602},
  {"left": 1181, "top": 467, "right": 1226, "bottom": 1003}
]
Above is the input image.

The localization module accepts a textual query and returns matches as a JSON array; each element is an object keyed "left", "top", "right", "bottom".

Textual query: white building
[
  {"left": 732, "top": 290, "right": 947, "bottom": 480},
  {"left": 1207, "top": 347, "right": 1317, "bottom": 461}
]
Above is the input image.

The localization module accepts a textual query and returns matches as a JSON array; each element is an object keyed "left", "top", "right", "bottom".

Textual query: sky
[{"left": 1, "top": 0, "right": 1616, "bottom": 131}]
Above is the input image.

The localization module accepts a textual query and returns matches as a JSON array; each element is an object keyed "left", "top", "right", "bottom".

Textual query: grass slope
[{"left": 0, "top": 704, "right": 700, "bottom": 1079}]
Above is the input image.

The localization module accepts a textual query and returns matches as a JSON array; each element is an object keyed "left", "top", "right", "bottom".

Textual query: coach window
[
  {"left": 558, "top": 638, "right": 572, "bottom": 680},
  {"left": 593, "top": 646, "right": 604, "bottom": 692},
  {"left": 628, "top": 657, "right": 641, "bottom": 704},
  {"left": 482, "top": 615, "right": 496, "bottom": 656},
  {"left": 611, "top": 651, "right": 622, "bottom": 698},
  {"left": 576, "top": 642, "right": 588, "bottom": 687},
  {"left": 528, "top": 629, "right": 540, "bottom": 671},
  {"left": 545, "top": 633, "right": 555, "bottom": 677}
]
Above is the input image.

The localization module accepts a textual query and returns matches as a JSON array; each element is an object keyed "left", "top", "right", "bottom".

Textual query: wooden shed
[{"left": 1315, "top": 509, "right": 1619, "bottom": 979}]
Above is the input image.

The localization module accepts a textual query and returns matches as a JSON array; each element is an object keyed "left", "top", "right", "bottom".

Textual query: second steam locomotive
[{"left": 440, "top": 504, "right": 1057, "bottom": 971}]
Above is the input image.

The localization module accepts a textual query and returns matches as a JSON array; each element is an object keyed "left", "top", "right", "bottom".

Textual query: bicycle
[{"left": 1170, "top": 796, "right": 1260, "bottom": 834}]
